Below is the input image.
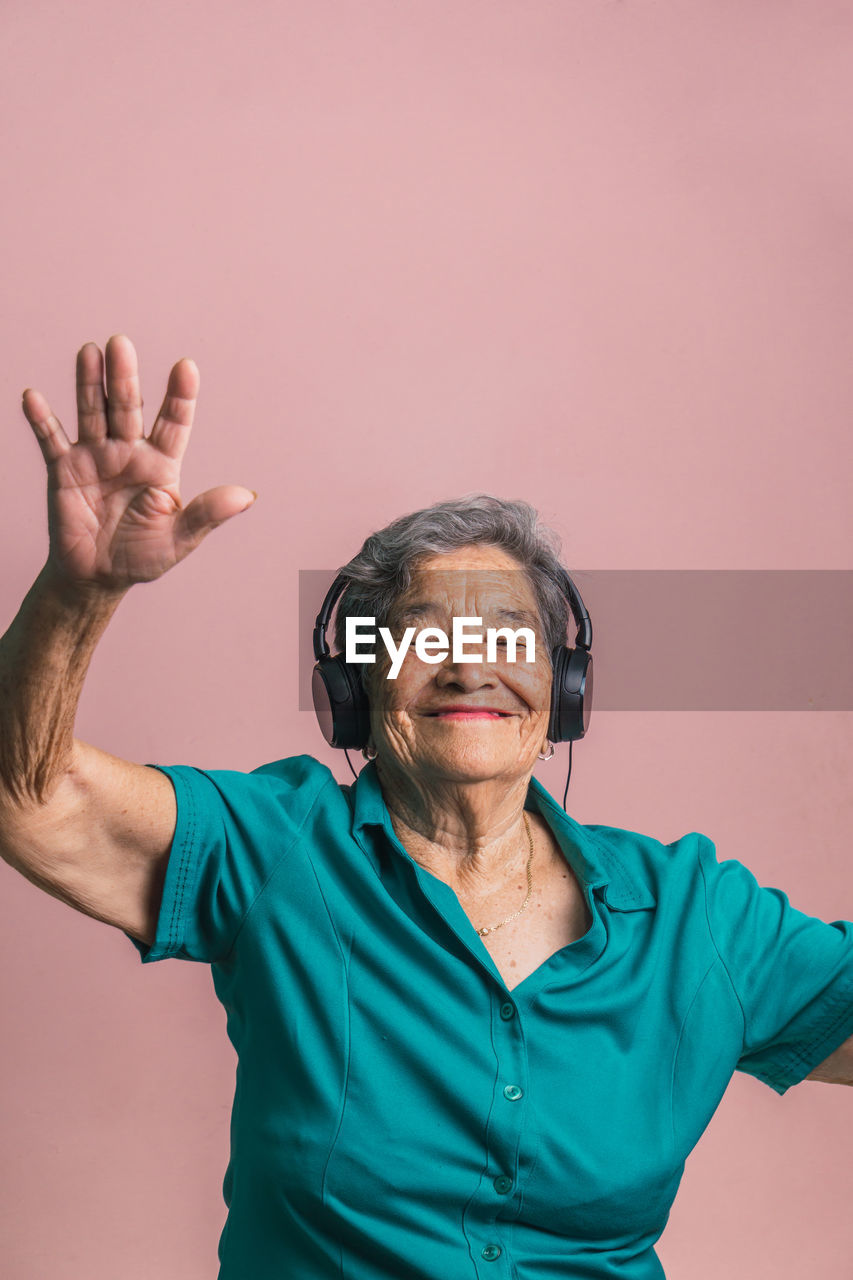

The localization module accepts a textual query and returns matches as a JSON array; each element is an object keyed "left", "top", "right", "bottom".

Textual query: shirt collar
[{"left": 348, "top": 760, "right": 655, "bottom": 912}]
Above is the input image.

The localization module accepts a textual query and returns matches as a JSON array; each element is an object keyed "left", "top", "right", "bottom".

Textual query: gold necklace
[{"left": 475, "top": 812, "right": 534, "bottom": 937}]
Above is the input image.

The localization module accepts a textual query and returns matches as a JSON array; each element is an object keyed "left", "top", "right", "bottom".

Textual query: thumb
[{"left": 174, "top": 485, "right": 257, "bottom": 553}]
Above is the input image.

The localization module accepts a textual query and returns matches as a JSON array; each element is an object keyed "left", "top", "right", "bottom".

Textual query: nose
[{"left": 433, "top": 655, "right": 499, "bottom": 692}]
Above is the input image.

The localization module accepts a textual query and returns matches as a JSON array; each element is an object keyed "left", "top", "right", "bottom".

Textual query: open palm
[{"left": 21, "top": 334, "right": 256, "bottom": 592}]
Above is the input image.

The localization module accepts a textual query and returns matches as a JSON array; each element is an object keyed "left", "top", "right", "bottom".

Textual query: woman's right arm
[{"left": 0, "top": 334, "right": 257, "bottom": 944}]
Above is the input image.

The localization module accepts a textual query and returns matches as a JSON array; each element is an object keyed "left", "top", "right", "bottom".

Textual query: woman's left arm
[{"left": 806, "top": 1036, "right": 853, "bottom": 1085}]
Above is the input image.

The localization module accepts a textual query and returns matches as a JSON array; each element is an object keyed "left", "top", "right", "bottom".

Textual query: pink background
[{"left": 1, "top": 1, "right": 852, "bottom": 1276}]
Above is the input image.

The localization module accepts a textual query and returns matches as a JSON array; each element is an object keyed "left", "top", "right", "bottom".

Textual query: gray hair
[{"left": 332, "top": 494, "right": 572, "bottom": 690}]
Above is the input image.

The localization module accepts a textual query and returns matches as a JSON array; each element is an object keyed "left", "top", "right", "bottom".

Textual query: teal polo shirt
[{"left": 126, "top": 753, "right": 853, "bottom": 1279}]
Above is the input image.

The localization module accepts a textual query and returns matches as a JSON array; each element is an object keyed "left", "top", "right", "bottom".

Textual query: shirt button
[
  {"left": 503, "top": 1083, "right": 523, "bottom": 1101},
  {"left": 481, "top": 1244, "right": 502, "bottom": 1261},
  {"left": 499, "top": 1002, "right": 515, "bottom": 1020},
  {"left": 493, "top": 1174, "right": 513, "bottom": 1194}
]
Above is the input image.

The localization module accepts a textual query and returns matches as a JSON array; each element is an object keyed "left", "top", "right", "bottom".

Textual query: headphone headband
[
  {"left": 312, "top": 565, "right": 592, "bottom": 661},
  {"left": 312, "top": 567, "right": 350, "bottom": 662}
]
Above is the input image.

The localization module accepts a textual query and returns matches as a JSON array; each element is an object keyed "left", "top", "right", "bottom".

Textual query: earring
[
  {"left": 538, "top": 741, "right": 555, "bottom": 761},
  {"left": 362, "top": 743, "right": 377, "bottom": 761}
]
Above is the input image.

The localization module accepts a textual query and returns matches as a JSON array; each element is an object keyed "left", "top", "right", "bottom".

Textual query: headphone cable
[{"left": 561, "top": 739, "right": 573, "bottom": 812}]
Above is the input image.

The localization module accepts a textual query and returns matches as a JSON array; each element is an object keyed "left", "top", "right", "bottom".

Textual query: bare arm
[
  {"left": 805, "top": 1037, "right": 853, "bottom": 1086},
  {"left": 0, "top": 334, "right": 256, "bottom": 944},
  {"left": 0, "top": 563, "right": 176, "bottom": 943}
]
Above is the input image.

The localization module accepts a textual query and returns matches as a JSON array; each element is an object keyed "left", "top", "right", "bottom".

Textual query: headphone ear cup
[
  {"left": 311, "top": 656, "right": 371, "bottom": 749},
  {"left": 548, "top": 645, "right": 594, "bottom": 743}
]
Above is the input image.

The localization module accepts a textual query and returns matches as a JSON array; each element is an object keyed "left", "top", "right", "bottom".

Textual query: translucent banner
[{"left": 299, "top": 570, "right": 853, "bottom": 711}]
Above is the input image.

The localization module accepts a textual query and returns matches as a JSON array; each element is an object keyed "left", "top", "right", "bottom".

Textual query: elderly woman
[{"left": 4, "top": 335, "right": 853, "bottom": 1280}]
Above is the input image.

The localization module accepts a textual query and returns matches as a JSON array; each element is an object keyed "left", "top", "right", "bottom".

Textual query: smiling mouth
[{"left": 427, "top": 710, "right": 510, "bottom": 719}]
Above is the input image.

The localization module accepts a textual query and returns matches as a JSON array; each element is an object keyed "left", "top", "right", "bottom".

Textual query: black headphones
[{"left": 311, "top": 564, "right": 593, "bottom": 751}]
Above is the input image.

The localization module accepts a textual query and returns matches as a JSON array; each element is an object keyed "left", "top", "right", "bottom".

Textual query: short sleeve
[
  {"left": 697, "top": 833, "right": 853, "bottom": 1095},
  {"left": 123, "top": 753, "right": 336, "bottom": 966}
]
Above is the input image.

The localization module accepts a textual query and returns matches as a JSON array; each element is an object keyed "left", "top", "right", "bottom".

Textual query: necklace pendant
[{"left": 478, "top": 926, "right": 490, "bottom": 936}]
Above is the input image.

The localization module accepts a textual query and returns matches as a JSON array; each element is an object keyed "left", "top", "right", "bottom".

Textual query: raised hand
[{"left": 21, "top": 334, "right": 257, "bottom": 594}]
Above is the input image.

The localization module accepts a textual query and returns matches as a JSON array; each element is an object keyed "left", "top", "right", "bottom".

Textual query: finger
[
  {"left": 147, "top": 356, "right": 200, "bottom": 464},
  {"left": 21, "top": 388, "right": 72, "bottom": 464},
  {"left": 104, "top": 333, "right": 144, "bottom": 441},
  {"left": 76, "top": 342, "right": 108, "bottom": 443},
  {"left": 173, "top": 484, "right": 257, "bottom": 556}
]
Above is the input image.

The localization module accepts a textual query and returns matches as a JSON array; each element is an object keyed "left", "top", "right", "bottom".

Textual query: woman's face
[{"left": 367, "top": 544, "right": 554, "bottom": 788}]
